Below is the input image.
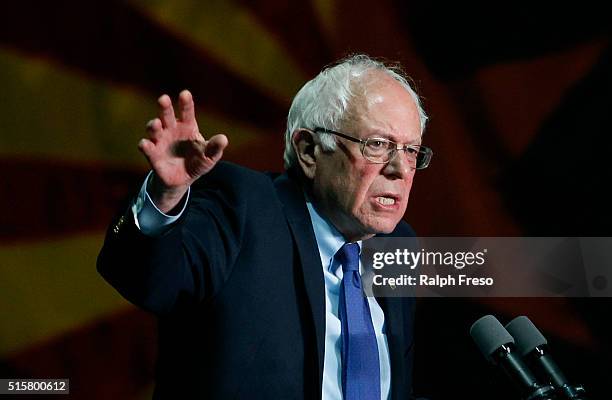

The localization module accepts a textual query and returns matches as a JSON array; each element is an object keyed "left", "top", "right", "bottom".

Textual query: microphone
[
  {"left": 470, "top": 315, "right": 557, "bottom": 400},
  {"left": 506, "top": 316, "right": 587, "bottom": 400}
]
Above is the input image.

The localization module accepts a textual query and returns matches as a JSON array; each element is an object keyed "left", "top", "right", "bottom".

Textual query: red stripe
[
  {"left": 3, "top": 308, "right": 156, "bottom": 400},
  {"left": 0, "top": 157, "right": 145, "bottom": 244},
  {"left": 0, "top": 137, "right": 284, "bottom": 243}
]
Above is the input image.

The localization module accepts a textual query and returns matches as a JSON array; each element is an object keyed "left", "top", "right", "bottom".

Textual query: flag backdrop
[{"left": 1, "top": 1, "right": 610, "bottom": 399}]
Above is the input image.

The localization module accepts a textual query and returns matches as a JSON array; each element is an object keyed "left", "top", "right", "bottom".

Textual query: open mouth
[
  {"left": 374, "top": 194, "right": 400, "bottom": 207},
  {"left": 376, "top": 196, "right": 396, "bottom": 206}
]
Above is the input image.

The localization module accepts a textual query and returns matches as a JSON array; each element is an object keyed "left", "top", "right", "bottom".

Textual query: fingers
[
  {"left": 145, "top": 118, "right": 163, "bottom": 142},
  {"left": 158, "top": 94, "right": 177, "bottom": 129},
  {"left": 138, "top": 138, "right": 157, "bottom": 163},
  {"left": 146, "top": 118, "right": 161, "bottom": 131},
  {"left": 178, "top": 90, "right": 196, "bottom": 124},
  {"left": 204, "top": 134, "right": 229, "bottom": 161}
]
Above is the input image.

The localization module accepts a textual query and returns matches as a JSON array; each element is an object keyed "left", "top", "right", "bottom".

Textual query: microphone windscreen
[
  {"left": 470, "top": 315, "right": 514, "bottom": 362},
  {"left": 505, "top": 316, "right": 547, "bottom": 356}
]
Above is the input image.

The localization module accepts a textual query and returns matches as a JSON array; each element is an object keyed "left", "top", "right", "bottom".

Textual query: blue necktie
[{"left": 336, "top": 242, "right": 381, "bottom": 400}]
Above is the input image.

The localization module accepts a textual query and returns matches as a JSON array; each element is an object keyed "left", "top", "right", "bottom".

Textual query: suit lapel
[
  {"left": 375, "top": 226, "right": 416, "bottom": 399},
  {"left": 273, "top": 172, "right": 326, "bottom": 399},
  {"left": 377, "top": 296, "right": 407, "bottom": 400}
]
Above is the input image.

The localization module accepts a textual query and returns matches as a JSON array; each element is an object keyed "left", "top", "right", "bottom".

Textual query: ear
[{"left": 291, "top": 129, "right": 317, "bottom": 180}]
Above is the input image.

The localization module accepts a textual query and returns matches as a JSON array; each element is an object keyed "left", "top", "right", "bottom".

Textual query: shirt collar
[{"left": 305, "top": 200, "right": 361, "bottom": 276}]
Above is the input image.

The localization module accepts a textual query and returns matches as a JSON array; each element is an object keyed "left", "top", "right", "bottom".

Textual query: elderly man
[{"left": 98, "top": 54, "right": 432, "bottom": 400}]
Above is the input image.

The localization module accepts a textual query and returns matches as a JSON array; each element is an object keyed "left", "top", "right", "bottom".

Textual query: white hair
[{"left": 283, "top": 54, "right": 428, "bottom": 169}]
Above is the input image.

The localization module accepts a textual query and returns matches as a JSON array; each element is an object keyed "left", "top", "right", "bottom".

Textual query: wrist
[{"left": 148, "top": 173, "right": 189, "bottom": 213}]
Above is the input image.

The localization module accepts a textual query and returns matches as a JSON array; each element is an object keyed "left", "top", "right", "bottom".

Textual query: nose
[{"left": 382, "top": 150, "right": 415, "bottom": 179}]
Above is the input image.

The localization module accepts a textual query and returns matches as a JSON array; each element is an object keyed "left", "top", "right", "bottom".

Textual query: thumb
[{"left": 204, "top": 134, "right": 229, "bottom": 161}]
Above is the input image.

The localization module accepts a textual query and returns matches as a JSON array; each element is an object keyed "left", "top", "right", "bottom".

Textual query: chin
[
  {"left": 375, "top": 224, "right": 396, "bottom": 234},
  {"left": 363, "top": 218, "right": 400, "bottom": 235},
  {"left": 349, "top": 209, "right": 403, "bottom": 239}
]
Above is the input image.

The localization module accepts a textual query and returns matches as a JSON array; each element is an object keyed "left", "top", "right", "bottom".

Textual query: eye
[
  {"left": 406, "top": 146, "right": 420, "bottom": 155},
  {"left": 366, "top": 139, "right": 388, "bottom": 149}
]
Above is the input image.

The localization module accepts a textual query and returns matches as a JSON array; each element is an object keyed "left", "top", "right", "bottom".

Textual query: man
[{"left": 98, "top": 54, "right": 432, "bottom": 399}]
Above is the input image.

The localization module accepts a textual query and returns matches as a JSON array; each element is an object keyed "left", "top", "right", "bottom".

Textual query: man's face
[{"left": 311, "top": 73, "right": 422, "bottom": 241}]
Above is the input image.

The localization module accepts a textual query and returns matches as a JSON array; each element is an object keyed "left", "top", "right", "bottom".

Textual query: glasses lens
[
  {"left": 415, "top": 147, "right": 432, "bottom": 169},
  {"left": 402, "top": 146, "right": 432, "bottom": 169},
  {"left": 363, "top": 138, "right": 393, "bottom": 163},
  {"left": 362, "top": 138, "right": 433, "bottom": 169}
]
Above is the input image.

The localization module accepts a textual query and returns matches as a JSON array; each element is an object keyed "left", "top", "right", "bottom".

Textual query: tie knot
[{"left": 336, "top": 242, "right": 360, "bottom": 273}]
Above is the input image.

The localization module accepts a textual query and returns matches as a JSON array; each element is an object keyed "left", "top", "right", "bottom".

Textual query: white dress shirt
[{"left": 306, "top": 201, "right": 391, "bottom": 400}]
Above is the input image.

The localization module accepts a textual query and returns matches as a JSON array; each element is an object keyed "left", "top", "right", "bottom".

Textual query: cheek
[
  {"left": 328, "top": 159, "right": 365, "bottom": 208},
  {"left": 351, "top": 169, "right": 382, "bottom": 210},
  {"left": 315, "top": 160, "right": 355, "bottom": 209}
]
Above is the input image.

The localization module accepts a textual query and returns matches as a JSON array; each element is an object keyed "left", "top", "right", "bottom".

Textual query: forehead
[{"left": 346, "top": 73, "right": 421, "bottom": 143}]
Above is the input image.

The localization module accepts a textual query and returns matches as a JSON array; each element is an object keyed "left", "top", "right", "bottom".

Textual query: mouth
[{"left": 373, "top": 193, "right": 401, "bottom": 209}]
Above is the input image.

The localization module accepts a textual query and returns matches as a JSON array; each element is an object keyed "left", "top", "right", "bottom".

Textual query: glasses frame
[{"left": 312, "top": 127, "right": 433, "bottom": 170}]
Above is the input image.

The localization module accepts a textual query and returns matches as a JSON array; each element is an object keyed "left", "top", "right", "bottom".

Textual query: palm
[{"left": 149, "top": 119, "right": 205, "bottom": 187}]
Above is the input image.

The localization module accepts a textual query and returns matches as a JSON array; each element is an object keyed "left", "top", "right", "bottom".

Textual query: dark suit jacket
[{"left": 98, "top": 161, "right": 416, "bottom": 399}]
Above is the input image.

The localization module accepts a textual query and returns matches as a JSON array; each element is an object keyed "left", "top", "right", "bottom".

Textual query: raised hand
[{"left": 138, "top": 90, "right": 228, "bottom": 212}]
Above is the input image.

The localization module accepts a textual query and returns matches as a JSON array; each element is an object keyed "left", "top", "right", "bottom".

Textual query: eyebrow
[{"left": 366, "top": 129, "right": 421, "bottom": 145}]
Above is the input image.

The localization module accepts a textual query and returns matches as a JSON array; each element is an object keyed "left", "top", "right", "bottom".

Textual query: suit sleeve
[{"left": 96, "top": 162, "right": 256, "bottom": 315}]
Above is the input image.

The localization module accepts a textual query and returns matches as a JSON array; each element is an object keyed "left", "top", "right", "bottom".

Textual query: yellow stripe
[
  {"left": 312, "top": 0, "right": 338, "bottom": 43},
  {"left": 0, "top": 234, "right": 129, "bottom": 356},
  {"left": 0, "top": 49, "right": 263, "bottom": 166},
  {"left": 130, "top": 0, "right": 306, "bottom": 103}
]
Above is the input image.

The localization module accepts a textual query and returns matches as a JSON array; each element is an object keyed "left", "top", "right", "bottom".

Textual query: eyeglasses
[{"left": 313, "top": 127, "right": 433, "bottom": 170}]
